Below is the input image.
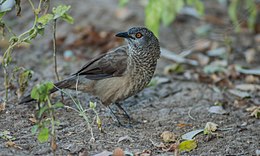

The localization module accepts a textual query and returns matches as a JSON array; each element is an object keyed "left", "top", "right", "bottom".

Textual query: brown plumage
[{"left": 20, "top": 27, "right": 160, "bottom": 107}]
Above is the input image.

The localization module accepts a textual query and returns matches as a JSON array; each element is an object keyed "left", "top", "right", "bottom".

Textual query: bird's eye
[{"left": 135, "top": 32, "right": 143, "bottom": 38}]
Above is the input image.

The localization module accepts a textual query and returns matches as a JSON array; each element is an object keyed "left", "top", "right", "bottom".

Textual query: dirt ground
[{"left": 0, "top": 0, "right": 259, "bottom": 155}]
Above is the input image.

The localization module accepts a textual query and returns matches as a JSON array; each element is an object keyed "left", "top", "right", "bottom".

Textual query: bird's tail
[{"left": 19, "top": 76, "right": 76, "bottom": 104}]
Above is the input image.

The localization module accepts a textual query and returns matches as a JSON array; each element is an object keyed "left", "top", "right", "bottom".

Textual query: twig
[
  {"left": 160, "top": 48, "right": 198, "bottom": 66},
  {"left": 188, "top": 107, "right": 196, "bottom": 120},
  {"left": 53, "top": 19, "right": 59, "bottom": 81}
]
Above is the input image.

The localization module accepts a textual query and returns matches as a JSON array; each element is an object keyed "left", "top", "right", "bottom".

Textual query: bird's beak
[{"left": 115, "top": 32, "right": 134, "bottom": 39}]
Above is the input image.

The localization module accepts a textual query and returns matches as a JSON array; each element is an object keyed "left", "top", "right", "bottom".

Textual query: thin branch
[{"left": 53, "top": 19, "right": 60, "bottom": 81}]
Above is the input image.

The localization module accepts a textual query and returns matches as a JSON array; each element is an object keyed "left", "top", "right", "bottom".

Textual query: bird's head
[{"left": 115, "top": 27, "right": 159, "bottom": 52}]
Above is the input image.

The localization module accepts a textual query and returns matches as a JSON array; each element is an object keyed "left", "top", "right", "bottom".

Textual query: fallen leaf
[
  {"left": 5, "top": 141, "right": 22, "bottom": 149},
  {"left": 246, "top": 106, "right": 260, "bottom": 119},
  {"left": 235, "top": 84, "right": 260, "bottom": 92},
  {"left": 245, "top": 75, "right": 260, "bottom": 83},
  {"left": 244, "top": 48, "right": 256, "bottom": 64},
  {"left": 207, "top": 47, "right": 227, "bottom": 58},
  {"left": 204, "top": 122, "right": 218, "bottom": 134},
  {"left": 193, "top": 53, "right": 210, "bottom": 66},
  {"left": 135, "top": 150, "right": 151, "bottom": 156},
  {"left": 113, "top": 147, "right": 124, "bottom": 156},
  {"left": 208, "top": 106, "right": 228, "bottom": 115},
  {"left": 181, "top": 129, "right": 204, "bottom": 140},
  {"left": 236, "top": 67, "right": 260, "bottom": 76},
  {"left": 78, "top": 148, "right": 88, "bottom": 156},
  {"left": 0, "top": 102, "right": 6, "bottom": 111},
  {"left": 233, "top": 100, "right": 247, "bottom": 108},
  {"left": 162, "top": 143, "right": 178, "bottom": 152},
  {"left": 160, "top": 131, "right": 177, "bottom": 143},
  {"left": 164, "top": 64, "right": 184, "bottom": 75},
  {"left": 178, "top": 140, "right": 197, "bottom": 152},
  {"left": 228, "top": 89, "right": 251, "bottom": 98},
  {"left": 192, "top": 39, "right": 211, "bottom": 52},
  {"left": 251, "top": 108, "right": 260, "bottom": 119},
  {"left": 176, "top": 123, "right": 192, "bottom": 128},
  {"left": 29, "top": 114, "right": 37, "bottom": 123},
  {"left": 117, "top": 135, "right": 133, "bottom": 143}
]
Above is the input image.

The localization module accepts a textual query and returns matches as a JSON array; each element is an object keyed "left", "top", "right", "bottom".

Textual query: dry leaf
[
  {"left": 244, "top": 48, "right": 256, "bottom": 64},
  {"left": 160, "top": 131, "right": 177, "bottom": 143},
  {"left": 192, "top": 39, "right": 211, "bottom": 52},
  {"left": 162, "top": 143, "right": 178, "bottom": 152},
  {"left": 29, "top": 114, "right": 37, "bottom": 123},
  {"left": 135, "top": 149, "right": 151, "bottom": 156},
  {"left": 246, "top": 106, "right": 260, "bottom": 118},
  {"left": 176, "top": 123, "right": 192, "bottom": 128},
  {"left": 204, "top": 122, "right": 218, "bottom": 134},
  {"left": 5, "top": 141, "right": 22, "bottom": 149},
  {"left": 245, "top": 75, "right": 260, "bottom": 83},
  {"left": 0, "top": 102, "right": 6, "bottom": 111},
  {"left": 193, "top": 53, "right": 210, "bottom": 66},
  {"left": 113, "top": 147, "right": 124, "bottom": 156},
  {"left": 78, "top": 148, "right": 88, "bottom": 156},
  {"left": 235, "top": 84, "right": 260, "bottom": 92}
]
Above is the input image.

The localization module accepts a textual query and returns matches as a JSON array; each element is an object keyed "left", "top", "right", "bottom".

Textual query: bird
[{"left": 20, "top": 27, "right": 160, "bottom": 122}]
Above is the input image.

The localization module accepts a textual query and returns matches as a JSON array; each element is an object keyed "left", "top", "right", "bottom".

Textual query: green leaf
[
  {"left": 145, "top": 0, "right": 162, "bottom": 37},
  {"left": 37, "top": 27, "right": 45, "bottom": 36},
  {"left": 0, "top": 12, "right": 6, "bottom": 20},
  {"left": 18, "top": 69, "right": 32, "bottom": 94},
  {"left": 31, "top": 125, "right": 38, "bottom": 135},
  {"left": 38, "top": 127, "right": 49, "bottom": 143},
  {"left": 161, "top": 0, "right": 177, "bottom": 26},
  {"left": 228, "top": 0, "right": 240, "bottom": 32},
  {"left": 246, "top": 0, "right": 257, "bottom": 31},
  {"left": 118, "top": 0, "right": 128, "bottom": 7},
  {"left": 61, "top": 13, "right": 74, "bottom": 24},
  {"left": 37, "top": 105, "right": 48, "bottom": 118},
  {"left": 186, "top": 0, "right": 204, "bottom": 15},
  {"left": 37, "top": 14, "right": 54, "bottom": 26},
  {"left": 179, "top": 140, "right": 197, "bottom": 152},
  {"left": 52, "top": 5, "right": 71, "bottom": 19},
  {"left": 52, "top": 102, "right": 64, "bottom": 109},
  {"left": 89, "top": 101, "right": 96, "bottom": 109},
  {"left": 96, "top": 116, "right": 102, "bottom": 130},
  {"left": 31, "top": 82, "right": 54, "bottom": 102}
]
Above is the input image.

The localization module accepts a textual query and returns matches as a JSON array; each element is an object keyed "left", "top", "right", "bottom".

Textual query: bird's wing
[{"left": 73, "top": 46, "right": 128, "bottom": 80}]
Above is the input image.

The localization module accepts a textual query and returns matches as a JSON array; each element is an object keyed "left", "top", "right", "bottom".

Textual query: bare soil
[{"left": 0, "top": 0, "right": 259, "bottom": 155}]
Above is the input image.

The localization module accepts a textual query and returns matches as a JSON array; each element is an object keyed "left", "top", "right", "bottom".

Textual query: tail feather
[{"left": 19, "top": 77, "right": 75, "bottom": 104}]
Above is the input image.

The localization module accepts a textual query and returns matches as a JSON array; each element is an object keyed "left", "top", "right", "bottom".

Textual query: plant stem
[
  {"left": 53, "top": 19, "right": 60, "bottom": 81},
  {"left": 47, "top": 98, "right": 57, "bottom": 155}
]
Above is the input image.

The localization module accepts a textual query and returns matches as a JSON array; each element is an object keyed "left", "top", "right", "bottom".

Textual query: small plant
[
  {"left": 145, "top": 0, "right": 204, "bottom": 37},
  {"left": 30, "top": 81, "right": 64, "bottom": 154},
  {"left": 0, "top": 0, "right": 73, "bottom": 103},
  {"left": 228, "top": 0, "right": 257, "bottom": 32}
]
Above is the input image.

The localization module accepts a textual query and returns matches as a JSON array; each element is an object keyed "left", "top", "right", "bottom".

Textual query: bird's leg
[
  {"left": 108, "top": 106, "right": 124, "bottom": 126},
  {"left": 115, "top": 102, "right": 131, "bottom": 120}
]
